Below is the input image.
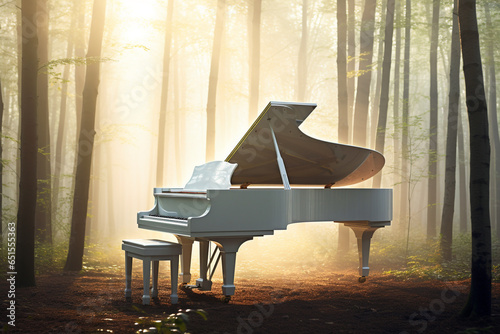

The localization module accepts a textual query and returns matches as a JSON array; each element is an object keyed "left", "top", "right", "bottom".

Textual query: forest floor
[{"left": 2, "top": 264, "right": 500, "bottom": 334}]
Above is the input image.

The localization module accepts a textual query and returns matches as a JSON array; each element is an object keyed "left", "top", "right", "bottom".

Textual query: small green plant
[
  {"left": 134, "top": 309, "right": 207, "bottom": 333},
  {"left": 456, "top": 326, "right": 494, "bottom": 334}
]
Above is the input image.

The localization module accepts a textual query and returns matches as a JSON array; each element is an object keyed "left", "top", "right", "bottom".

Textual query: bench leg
[
  {"left": 170, "top": 256, "right": 179, "bottom": 304},
  {"left": 142, "top": 259, "right": 151, "bottom": 305},
  {"left": 152, "top": 260, "right": 159, "bottom": 299},
  {"left": 124, "top": 252, "right": 132, "bottom": 299}
]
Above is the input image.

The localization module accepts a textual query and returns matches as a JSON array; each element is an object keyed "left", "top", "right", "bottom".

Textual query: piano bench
[{"left": 122, "top": 239, "right": 182, "bottom": 305}]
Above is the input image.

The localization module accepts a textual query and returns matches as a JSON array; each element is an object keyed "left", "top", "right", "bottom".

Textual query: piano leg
[
  {"left": 211, "top": 237, "right": 253, "bottom": 301},
  {"left": 343, "top": 221, "right": 388, "bottom": 282},
  {"left": 175, "top": 236, "right": 194, "bottom": 284},
  {"left": 196, "top": 240, "right": 213, "bottom": 290},
  {"left": 221, "top": 252, "right": 236, "bottom": 301}
]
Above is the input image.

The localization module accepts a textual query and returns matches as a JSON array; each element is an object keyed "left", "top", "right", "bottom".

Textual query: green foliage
[
  {"left": 380, "top": 234, "right": 500, "bottom": 282},
  {"left": 456, "top": 326, "right": 495, "bottom": 334},
  {"left": 493, "top": 265, "right": 500, "bottom": 283},
  {"left": 0, "top": 238, "right": 125, "bottom": 278},
  {"left": 38, "top": 56, "right": 115, "bottom": 83},
  {"left": 34, "top": 240, "right": 68, "bottom": 274},
  {"left": 81, "top": 241, "right": 123, "bottom": 275},
  {"left": 134, "top": 309, "right": 207, "bottom": 334},
  {"left": 389, "top": 112, "right": 437, "bottom": 184}
]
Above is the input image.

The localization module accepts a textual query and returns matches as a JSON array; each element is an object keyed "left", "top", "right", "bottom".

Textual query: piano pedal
[
  {"left": 180, "top": 282, "right": 213, "bottom": 291},
  {"left": 358, "top": 276, "right": 367, "bottom": 283},
  {"left": 195, "top": 278, "right": 213, "bottom": 291},
  {"left": 180, "top": 284, "right": 198, "bottom": 290}
]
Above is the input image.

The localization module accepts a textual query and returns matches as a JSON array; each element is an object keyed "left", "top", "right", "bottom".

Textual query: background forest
[{"left": 1, "top": 0, "right": 499, "bottom": 297}]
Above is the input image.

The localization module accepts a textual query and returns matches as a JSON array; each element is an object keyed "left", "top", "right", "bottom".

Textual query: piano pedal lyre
[
  {"left": 185, "top": 242, "right": 222, "bottom": 292},
  {"left": 205, "top": 242, "right": 222, "bottom": 284}
]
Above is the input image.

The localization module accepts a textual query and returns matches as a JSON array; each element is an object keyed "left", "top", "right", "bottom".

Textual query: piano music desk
[{"left": 122, "top": 239, "right": 182, "bottom": 305}]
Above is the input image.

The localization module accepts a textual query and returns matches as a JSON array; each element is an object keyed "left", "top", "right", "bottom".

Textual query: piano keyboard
[
  {"left": 150, "top": 214, "right": 189, "bottom": 221},
  {"left": 157, "top": 192, "right": 207, "bottom": 199}
]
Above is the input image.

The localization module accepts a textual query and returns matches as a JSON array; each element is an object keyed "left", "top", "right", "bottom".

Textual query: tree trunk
[
  {"left": 74, "top": 0, "right": 85, "bottom": 136},
  {"left": 35, "top": 0, "right": 52, "bottom": 244},
  {"left": 458, "top": 0, "right": 492, "bottom": 319},
  {"left": 337, "top": 0, "right": 348, "bottom": 146},
  {"left": 71, "top": 0, "right": 86, "bottom": 199},
  {"left": 347, "top": 0, "right": 356, "bottom": 143},
  {"left": 15, "top": 0, "right": 22, "bottom": 206},
  {"left": 53, "top": 0, "right": 76, "bottom": 223},
  {"left": 156, "top": 0, "right": 174, "bottom": 186},
  {"left": 106, "top": 146, "right": 116, "bottom": 238},
  {"left": 206, "top": 0, "right": 226, "bottom": 162},
  {"left": 373, "top": 0, "right": 395, "bottom": 188},
  {"left": 17, "top": 0, "right": 39, "bottom": 287},
  {"left": 484, "top": 1, "right": 500, "bottom": 240},
  {"left": 248, "top": 0, "right": 261, "bottom": 123},
  {"left": 173, "top": 45, "right": 184, "bottom": 184},
  {"left": 427, "top": 0, "right": 440, "bottom": 240},
  {"left": 392, "top": 0, "right": 402, "bottom": 226},
  {"left": 458, "top": 106, "right": 469, "bottom": 233},
  {"left": 64, "top": 0, "right": 106, "bottom": 272},
  {"left": 440, "top": 0, "right": 460, "bottom": 261},
  {"left": 339, "top": 0, "right": 357, "bottom": 247},
  {"left": 352, "top": 0, "right": 376, "bottom": 148},
  {"left": 297, "top": 0, "right": 308, "bottom": 102},
  {"left": 400, "top": 0, "right": 411, "bottom": 234},
  {"left": 337, "top": 0, "right": 350, "bottom": 252},
  {"left": 370, "top": 0, "right": 386, "bottom": 147},
  {"left": 0, "top": 79, "right": 3, "bottom": 242}
]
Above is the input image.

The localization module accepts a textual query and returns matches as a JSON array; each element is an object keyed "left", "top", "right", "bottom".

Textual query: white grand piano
[{"left": 138, "top": 101, "right": 392, "bottom": 302}]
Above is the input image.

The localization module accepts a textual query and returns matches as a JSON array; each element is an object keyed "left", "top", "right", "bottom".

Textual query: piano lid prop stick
[{"left": 269, "top": 122, "right": 291, "bottom": 190}]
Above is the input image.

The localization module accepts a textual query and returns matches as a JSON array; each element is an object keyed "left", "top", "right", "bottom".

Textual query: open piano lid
[{"left": 225, "top": 101, "right": 385, "bottom": 188}]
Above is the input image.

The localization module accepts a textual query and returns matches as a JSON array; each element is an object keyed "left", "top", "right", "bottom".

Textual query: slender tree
[
  {"left": 53, "top": 1, "right": 77, "bottom": 219},
  {"left": 440, "top": 0, "right": 460, "bottom": 261},
  {"left": 352, "top": 0, "right": 376, "bottom": 147},
  {"left": 391, "top": 0, "right": 402, "bottom": 223},
  {"left": 74, "top": 0, "right": 85, "bottom": 136},
  {"left": 457, "top": 106, "right": 469, "bottom": 233},
  {"left": 338, "top": 0, "right": 357, "bottom": 250},
  {"left": 337, "top": 0, "right": 350, "bottom": 252},
  {"left": 156, "top": 0, "right": 174, "bottom": 186},
  {"left": 400, "top": 0, "right": 411, "bottom": 234},
  {"left": 173, "top": 43, "right": 184, "bottom": 184},
  {"left": 427, "top": 0, "right": 440, "bottom": 239},
  {"left": 347, "top": 0, "right": 356, "bottom": 140},
  {"left": 458, "top": 0, "right": 491, "bottom": 319},
  {"left": 35, "top": 0, "right": 52, "bottom": 244},
  {"left": 297, "top": 0, "right": 308, "bottom": 102},
  {"left": 373, "top": 0, "right": 395, "bottom": 188},
  {"left": 64, "top": 0, "right": 107, "bottom": 271},
  {"left": 484, "top": 1, "right": 500, "bottom": 239},
  {"left": 370, "top": 0, "right": 386, "bottom": 147},
  {"left": 71, "top": 0, "right": 86, "bottom": 198},
  {"left": 337, "top": 0, "right": 348, "bottom": 147},
  {"left": 0, "top": 79, "right": 3, "bottom": 242},
  {"left": 248, "top": 0, "right": 261, "bottom": 123},
  {"left": 17, "top": 0, "right": 39, "bottom": 287},
  {"left": 206, "top": 0, "right": 226, "bottom": 162}
]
